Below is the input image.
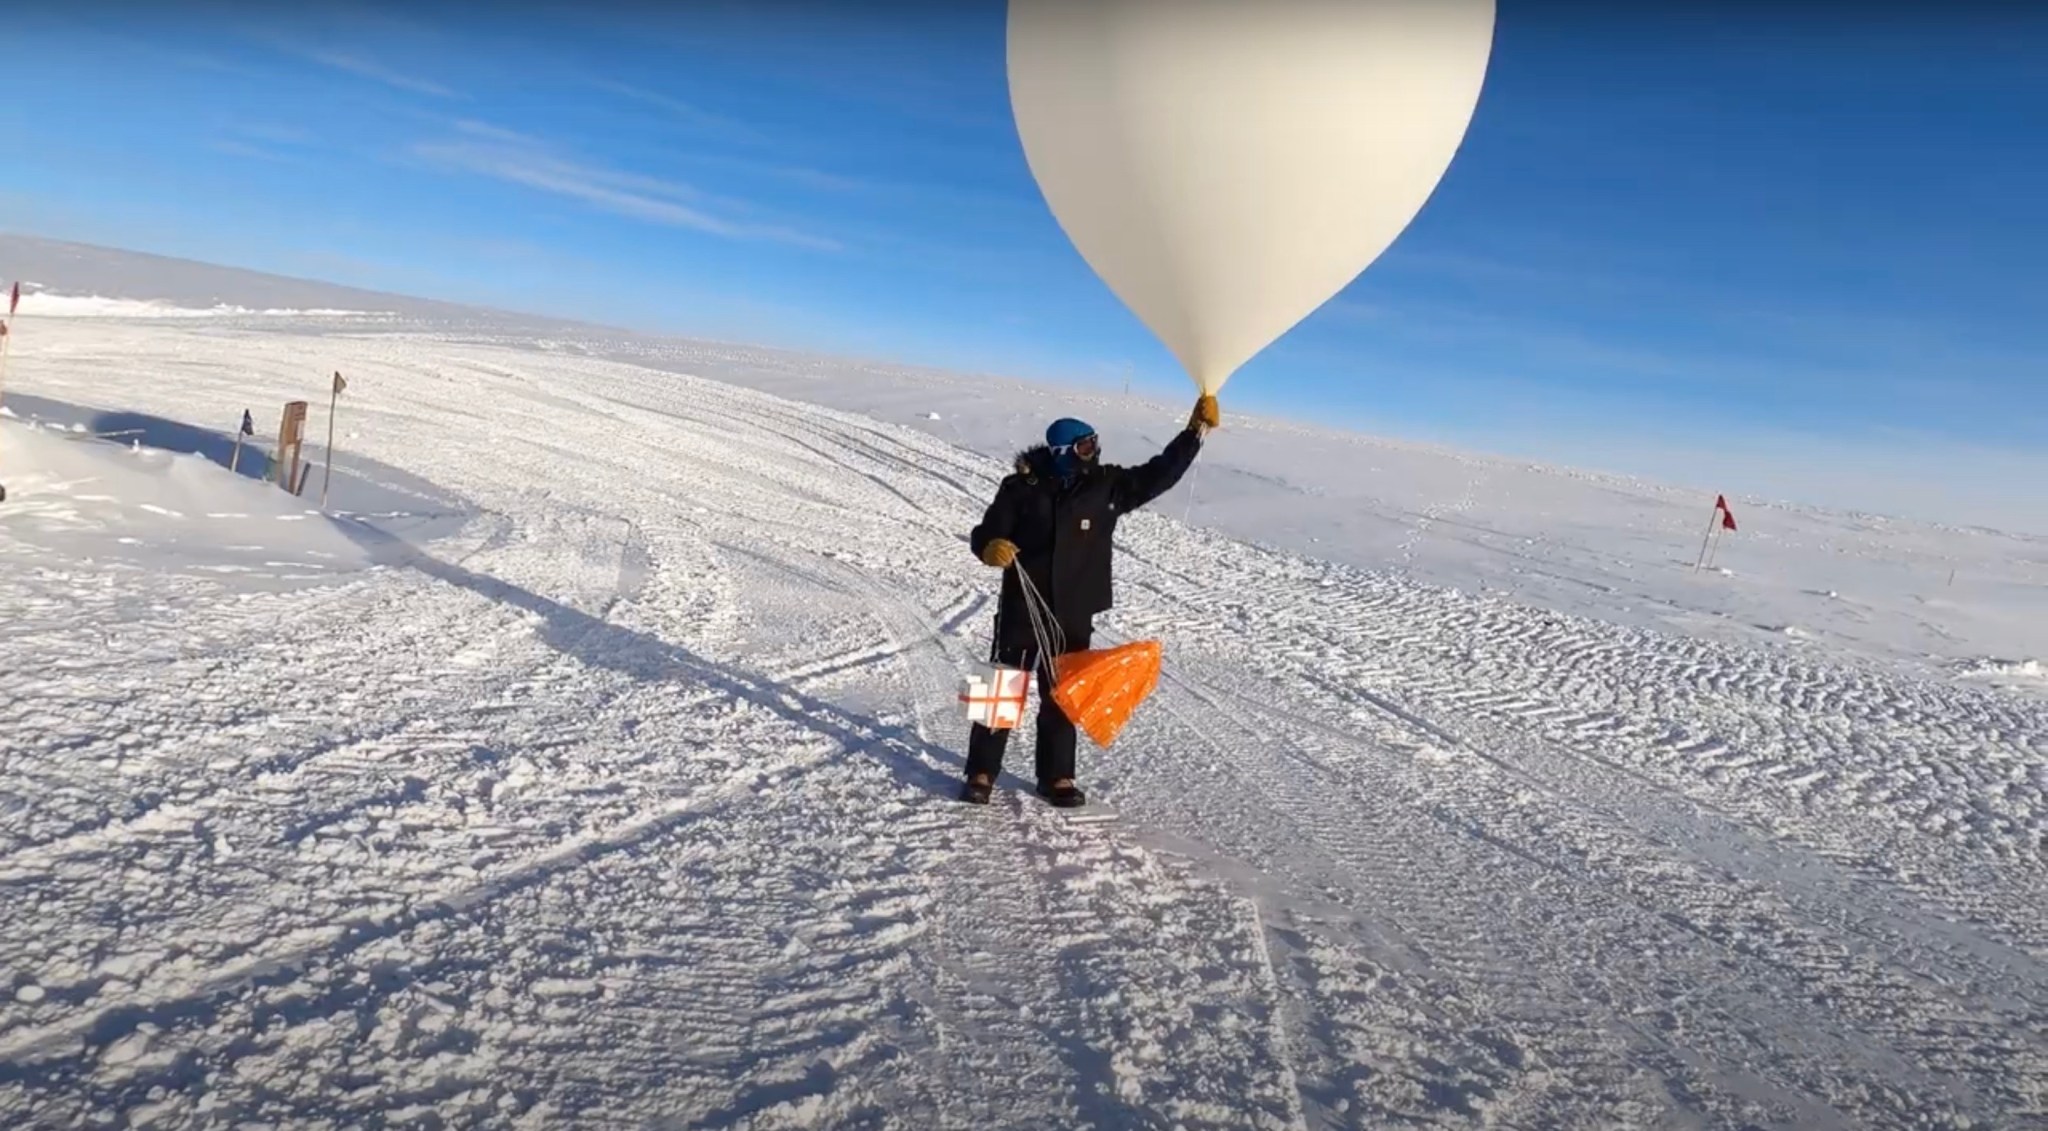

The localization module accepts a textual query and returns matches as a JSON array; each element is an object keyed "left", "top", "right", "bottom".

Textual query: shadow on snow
[
  {"left": 336, "top": 514, "right": 967, "bottom": 802},
  {"left": 1, "top": 397, "right": 1023, "bottom": 1129}
]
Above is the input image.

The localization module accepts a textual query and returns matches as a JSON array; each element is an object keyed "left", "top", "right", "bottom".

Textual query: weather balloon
[{"left": 1006, "top": 0, "right": 1496, "bottom": 394}]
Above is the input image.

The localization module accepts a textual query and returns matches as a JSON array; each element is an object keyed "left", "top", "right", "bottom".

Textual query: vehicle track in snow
[
  {"left": 1099, "top": 517, "right": 2047, "bottom": 1126},
  {"left": 699, "top": 407, "right": 1313, "bottom": 1129},
  {"left": 4, "top": 322, "right": 2041, "bottom": 1129}
]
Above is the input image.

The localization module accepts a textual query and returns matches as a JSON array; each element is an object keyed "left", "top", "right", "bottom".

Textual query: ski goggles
[{"left": 1050, "top": 433, "right": 1099, "bottom": 459}]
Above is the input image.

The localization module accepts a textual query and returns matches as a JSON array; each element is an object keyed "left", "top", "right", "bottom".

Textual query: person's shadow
[
  {"left": 5, "top": 391, "right": 964, "bottom": 797},
  {"left": 331, "top": 517, "right": 965, "bottom": 801}
]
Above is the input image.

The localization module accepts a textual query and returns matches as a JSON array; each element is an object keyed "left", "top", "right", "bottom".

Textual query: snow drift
[
  {"left": 0, "top": 413, "right": 376, "bottom": 584},
  {"left": 15, "top": 291, "right": 393, "bottom": 320}
]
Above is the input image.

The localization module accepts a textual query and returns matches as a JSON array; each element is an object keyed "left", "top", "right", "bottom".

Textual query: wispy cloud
[
  {"left": 234, "top": 123, "right": 315, "bottom": 147},
  {"left": 306, "top": 49, "right": 460, "bottom": 98},
  {"left": 1327, "top": 280, "right": 2045, "bottom": 414},
  {"left": 581, "top": 80, "right": 887, "bottom": 195},
  {"left": 1380, "top": 248, "right": 1566, "bottom": 286},
  {"left": 150, "top": 45, "right": 270, "bottom": 80},
  {"left": 588, "top": 79, "right": 769, "bottom": 146},
  {"left": 410, "top": 134, "right": 841, "bottom": 252},
  {"left": 229, "top": 1, "right": 464, "bottom": 98},
  {"left": 450, "top": 119, "right": 539, "bottom": 145},
  {"left": 1324, "top": 298, "right": 1721, "bottom": 383},
  {"left": 667, "top": 151, "right": 884, "bottom": 197},
  {"left": 209, "top": 121, "right": 318, "bottom": 165},
  {"left": 1366, "top": 245, "right": 2046, "bottom": 404},
  {"left": 210, "top": 140, "right": 293, "bottom": 163}
]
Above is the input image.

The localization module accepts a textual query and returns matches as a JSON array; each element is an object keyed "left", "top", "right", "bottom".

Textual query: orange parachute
[
  {"left": 1050, "top": 639, "right": 1162, "bottom": 748},
  {"left": 1011, "top": 566, "right": 1163, "bottom": 747}
]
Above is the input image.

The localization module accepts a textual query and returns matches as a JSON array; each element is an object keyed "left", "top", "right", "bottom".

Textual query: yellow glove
[
  {"left": 1189, "top": 394, "right": 1220, "bottom": 432},
  {"left": 980, "top": 538, "right": 1018, "bottom": 568}
]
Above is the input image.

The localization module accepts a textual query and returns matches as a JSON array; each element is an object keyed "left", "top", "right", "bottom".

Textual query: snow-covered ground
[
  {"left": 17, "top": 293, "right": 395, "bottom": 320},
  {"left": 1, "top": 293, "right": 2044, "bottom": 1128}
]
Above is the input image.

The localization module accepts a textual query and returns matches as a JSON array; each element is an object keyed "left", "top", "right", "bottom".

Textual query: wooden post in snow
[{"left": 277, "top": 400, "right": 308, "bottom": 495}]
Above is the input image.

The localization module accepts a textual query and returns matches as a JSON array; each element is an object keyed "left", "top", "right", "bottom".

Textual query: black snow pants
[{"left": 963, "top": 618, "right": 1093, "bottom": 785}]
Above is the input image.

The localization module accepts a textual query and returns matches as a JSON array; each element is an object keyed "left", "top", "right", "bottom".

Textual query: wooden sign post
[{"left": 276, "top": 400, "right": 308, "bottom": 495}]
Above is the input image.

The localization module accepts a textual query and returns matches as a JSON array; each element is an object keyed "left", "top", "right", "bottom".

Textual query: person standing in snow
[{"left": 961, "top": 394, "right": 1220, "bottom": 806}]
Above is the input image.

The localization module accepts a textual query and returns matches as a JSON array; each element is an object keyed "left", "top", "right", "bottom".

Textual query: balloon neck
[{"left": 1185, "top": 359, "right": 1236, "bottom": 397}]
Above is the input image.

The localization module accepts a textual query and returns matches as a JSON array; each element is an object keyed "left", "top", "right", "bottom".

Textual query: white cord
[{"left": 1012, "top": 563, "right": 1066, "bottom": 677}]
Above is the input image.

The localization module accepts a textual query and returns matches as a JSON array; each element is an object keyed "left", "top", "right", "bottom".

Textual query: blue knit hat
[
  {"left": 1046, "top": 417, "right": 1095, "bottom": 449},
  {"left": 1044, "top": 417, "right": 1096, "bottom": 478}
]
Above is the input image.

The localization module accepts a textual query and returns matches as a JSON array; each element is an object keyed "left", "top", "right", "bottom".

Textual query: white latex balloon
[{"left": 1007, "top": 0, "right": 1495, "bottom": 394}]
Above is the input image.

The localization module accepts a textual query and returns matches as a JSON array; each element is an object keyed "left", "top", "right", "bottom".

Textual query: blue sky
[{"left": 3, "top": 1, "right": 2045, "bottom": 530}]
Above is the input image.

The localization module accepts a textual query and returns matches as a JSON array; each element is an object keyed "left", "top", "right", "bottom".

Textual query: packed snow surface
[{"left": 1, "top": 315, "right": 2043, "bottom": 1129}]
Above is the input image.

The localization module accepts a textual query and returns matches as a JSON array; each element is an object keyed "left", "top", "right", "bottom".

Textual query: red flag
[
  {"left": 7, "top": 282, "right": 17, "bottom": 316},
  {"left": 1716, "top": 494, "right": 1737, "bottom": 531}
]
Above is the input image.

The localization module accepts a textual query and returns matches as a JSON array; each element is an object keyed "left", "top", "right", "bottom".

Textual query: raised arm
[{"left": 1112, "top": 426, "right": 1204, "bottom": 513}]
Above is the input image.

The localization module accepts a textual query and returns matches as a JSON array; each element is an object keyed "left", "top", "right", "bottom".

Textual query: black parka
[{"left": 969, "top": 426, "right": 1203, "bottom": 653}]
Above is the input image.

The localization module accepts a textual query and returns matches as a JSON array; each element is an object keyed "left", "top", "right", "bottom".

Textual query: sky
[{"left": 2, "top": 0, "right": 2045, "bottom": 531}]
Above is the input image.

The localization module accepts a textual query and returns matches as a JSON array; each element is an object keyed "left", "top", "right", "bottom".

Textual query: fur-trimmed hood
[
  {"left": 1011, "top": 442, "right": 1098, "bottom": 482},
  {"left": 971, "top": 424, "right": 1202, "bottom": 650}
]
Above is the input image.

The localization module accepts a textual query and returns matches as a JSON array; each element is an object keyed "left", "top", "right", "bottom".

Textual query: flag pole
[
  {"left": 321, "top": 371, "right": 342, "bottom": 509},
  {"left": 230, "top": 425, "right": 244, "bottom": 474},
  {"left": 0, "top": 283, "right": 20, "bottom": 504},
  {"left": 1693, "top": 501, "right": 1718, "bottom": 573},
  {"left": 0, "top": 325, "right": 13, "bottom": 418},
  {"left": 0, "top": 321, "right": 12, "bottom": 506},
  {"left": 0, "top": 282, "right": 19, "bottom": 420}
]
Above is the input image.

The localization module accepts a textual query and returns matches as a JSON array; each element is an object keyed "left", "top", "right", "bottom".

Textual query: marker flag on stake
[
  {"left": 240, "top": 410, "right": 255, "bottom": 436},
  {"left": 1717, "top": 494, "right": 1738, "bottom": 531},
  {"left": 8, "top": 282, "right": 18, "bottom": 317},
  {"left": 321, "top": 373, "right": 347, "bottom": 509}
]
